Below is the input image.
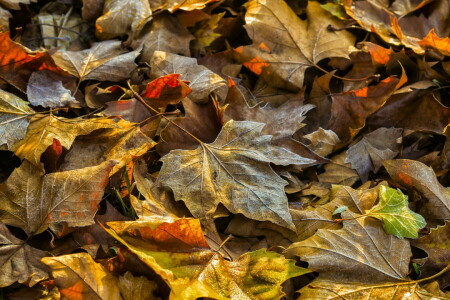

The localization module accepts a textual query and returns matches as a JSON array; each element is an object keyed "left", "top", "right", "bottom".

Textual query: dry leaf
[
  {"left": 149, "top": 0, "right": 219, "bottom": 12},
  {"left": 118, "top": 272, "right": 159, "bottom": 300}
]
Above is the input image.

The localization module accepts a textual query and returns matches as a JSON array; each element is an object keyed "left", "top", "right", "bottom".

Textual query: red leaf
[{"left": 142, "top": 74, "right": 191, "bottom": 107}]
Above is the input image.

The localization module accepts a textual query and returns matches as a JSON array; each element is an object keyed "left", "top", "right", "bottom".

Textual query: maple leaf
[
  {"left": 0, "top": 222, "right": 48, "bottom": 287},
  {"left": 235, "top": 0, "right": 355, "bottom": 90},
  {"left": 0, "top": 160, "right": 115, "bottom": 234},
  {"left": 150, "top": 51, "right": 226, "bottom": 102},
  {"left": 384, "top": 159, "right": 450, "bottom": 225},
  {"left": 12, "top": 115, "right": 117, "bottom": 169},
  {"left": 365, "top": 185, "right": 426, "bottom": 238},
  {"left": 157, "top": 120, "right": 312, "bottom": 229},
  {"left": 104, "top": 217, "right": 310, "bottom": 300},
  {"left": 52, "top": 40, "right": 140, "bottom": 83},
  {"left": 95, "top": 0, "right": 152, "bottom": 40},
  {"left": 345, "top": 127, "right": 402, "bottom": 181},
  {"left": 286, "top": 211, "right": 411, "bottom": 283},
  {"left": 41, "top": 253, "right": 121, "bottom": 300},
  {"left": 0, "top": 89, "right": 35, "bottom": 149}
]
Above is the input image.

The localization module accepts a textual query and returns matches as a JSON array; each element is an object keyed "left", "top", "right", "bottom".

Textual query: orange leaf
[
  {"left": 142, "top": 74, "right": 191, "bottom": 107},
  {"left": 363, "top": 42, "right": 392, "bottom": 65},
  {"left": 419, "top": 29, "right": 450, "bottom": 56}
]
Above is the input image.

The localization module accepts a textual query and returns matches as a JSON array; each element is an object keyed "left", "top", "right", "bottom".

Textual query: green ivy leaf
[{"left": 365, "top": 185, "right": 426, "bottom": 238}]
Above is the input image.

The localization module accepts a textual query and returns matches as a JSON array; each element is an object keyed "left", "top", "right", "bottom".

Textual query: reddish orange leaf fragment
[
  {"left": 419, "top": 29, "right": 450, "bottom": 56},
  {"left": 142, "top": 74, "right": 191, "bottom": 107},
  {"left": 364, "top": 42, "right": 392, "bottom": 64},
  {"left": 243, "top": 57, "right": 270, "bottom": 75}
]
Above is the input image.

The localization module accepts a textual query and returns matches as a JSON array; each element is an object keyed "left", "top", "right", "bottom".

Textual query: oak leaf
[
  {"left": 0, "top": 160, "right": 115, "bottom": 234},
  {"left": 52, "top": 40, "right": 140, "bottom": 83},
  {"left": 157, "top": 120, "right": 313, "bottom": 229},
  {"left": 41, "top": 252, "right": 121, "bottom": 300},
  {"left": 104, "top": 217, "right": 310, "bottom": 300},
  {"left": 235, "top": 0, "right": 355, "bottom": 90}
]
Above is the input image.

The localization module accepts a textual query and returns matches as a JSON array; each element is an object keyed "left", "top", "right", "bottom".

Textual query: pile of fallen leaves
[{"left": 0, "top": 0, "right": 449, "bottom": 298}]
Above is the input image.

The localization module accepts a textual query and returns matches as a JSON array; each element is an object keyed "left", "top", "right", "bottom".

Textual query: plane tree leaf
[
  {"left": 95, "top": 0, "right": 152, "bottom": 40},
  {"left": 0, "top": 89, "right": 35, "bottom": 149},
  {"left": 104, "top": 217, "right": 310, "bottom": 300},
  {"left": 157, "top": 120, "right": 313, "bottom": 229},
  {"left": 41, "top": 252, "right": 121, "bottom": 300},
  {"left": 150, "top": 50, "right": 226, "bottom": 102},
  {"left": 365, "top": 185, "right": 426, "bottom": 238},
  {"left": 0, "top": 160, "right": 115, "bottom": 235},
  {"left": 384, "top": 159, "right": 450, "bottom": 224},
  {"left": 0, "top": 222, "right": 48, "bottom": 287},
  {"left": 286, "top": 211, "right": 411, "bottom": 283},
  {"left": 235, "top": 0, "right": 355, "bottom": 90},
  {"left": 52, "top": 40, "right": 140, "bottom": 82},
  {"left": 12, "top": 115, "right": 117, "bottom": 169}
]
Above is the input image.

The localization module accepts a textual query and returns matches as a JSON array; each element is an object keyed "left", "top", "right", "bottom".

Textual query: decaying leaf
[
  {"left": 0, "top": 160, "right": 115, "bottom": 234},
  {"left": 158, "top": 120, "right": 313, "bottom": 229},
  {"left": 0, "top": 222, "right": 48, "bottom": 287},
  {"left": 235, "top": 0, "right": 355, "bottom": 89},
  {"left": 118, "top": 272, "right": 159, "bottom": 300},
  {"left": 52, "top": 40, "right": 140, "bottom": 83},
  {"left": 104, "top": 217, "right": 310, "bottom": 300},
  {"left": 42, "top": 253, "right": 121, "bottom": 300}
]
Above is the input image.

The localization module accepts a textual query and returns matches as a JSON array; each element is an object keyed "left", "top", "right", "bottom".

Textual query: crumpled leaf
[
  {"left": 366, "top": 185, "right": 426, "bottom": 238},
  {"left": 345, "top": 127, "right": 402, "bottom": 181},
  {"left": 157, "top": 97, "right": 223, "bottom": 156},
  {"left": 157, "top": 120, "right": 313, "bottom": 229},
  {"left": 384, "top": 159, "right": 450, "bottom": 224},
  {"left": 0, "top": 222, "right": 48, "bottom": 287},
  {"left": 235, "top": 0, "right": 355, "bottom": 90},
  {"left": 296, "top": 279, "right": 443, "bottom": 299},
  {"left": 59, "top": 119, "right": 156, "bottom": 174},
  {"left": 412, "top": 221, "right": 450, "bottom": 289},
  {"left": 303, "top": 128, "right": 341, "bottom": 157},
  {"left": 95, "top": 0, "right": 152, "bottom": 40},
  {"left": 286, "top": 211, "right": 411, "bottom": 283},
  {"left": 12, "top": 115, "right": 117, "bottom": 169},
  {"left": 41, "top": 253, "right": 121, "bottom": 300},
  {"left": 27, "top": 70, "right": 79, "bottom": 108},
  {"left": 104, "top": 217, "right": 310, "bottom": 300},
  {"left": 131, "top": 14, "right": 193, "bottom": 63},
  {"left": 52, "top": 40, "right": 140, "bottom": 82},
  {"left": 0, "top": 160, "right": 115, "bottom": 234},
  {"left": 150, "top": 51, "right": 226, "bottom": 102},
  {"left": 0, "top": 89, "right": 35, "bottom": 149}
]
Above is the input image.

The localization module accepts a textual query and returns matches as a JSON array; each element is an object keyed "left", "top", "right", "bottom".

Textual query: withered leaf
[
  {"left": 150, "top": 51, "right": 226, "bottom": 102},
  {"left": 345, "top": 127, "right": 402, "bottom": 182},
  {"left": 303, "top": 128, "right": 340, "bottom": 157},
  {"left": 158, "top": 120, "right": 312, "bottom": 229},
  {"left": 0, "top": 160, "right": 115, "bottom": 234},
  {"left": 286, "top": 211, "right": 411, "bottom": 283},
  {"left": 384, "top": 159, "right": 450, "bottom": 224},
  {"left": 95, "top": 0, "right": 152, "bottom": 40},
  {"left": 235, "top": 0, "right": 355, "bottom": 90},
  {"left": 0, "top": 89, "right": 35, "bottom": 149},
  {"left": 118, "top": 272, "right": 159, "bottom": 300},
  {"left": 142, "top": 74, "right": 191, "bottom": 107},
  {"left": 0, "top": 222, "right": 47, "bottom": 287},
  {"left": 149, "top": 0, "right": 219, "bottom": 12},
  {"left": 104, "top": 217, "right": 310, "bottom": 300},
  {"left": 52, "top": 40, "right": 140, "bottom": 82},
  {"left": 42, "top": 252, "right": 121, "bottom": 300},
  {"left": 318, "top": 152, "right": 359, "bottom": 186}
]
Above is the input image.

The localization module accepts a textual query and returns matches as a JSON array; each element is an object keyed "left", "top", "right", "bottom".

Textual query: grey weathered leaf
[{"left": 158, "top": 120, "right": 311, "bottom": 229}]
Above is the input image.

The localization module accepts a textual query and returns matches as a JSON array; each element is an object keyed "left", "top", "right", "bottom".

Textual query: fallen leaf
[
  {"left": 0, "top": 222, "right": 47, "bottom": 287},
  {"left": 235, "top": 0, "right": 355, "bottom": 89},
  {"left": 118, "top": 272, "right": 159, "bottom": 300},
  {"left": 0, "top": 89, "right": 35, "bottom": 149},
  {"left": 142, "top": 74, "right": 191, "bottom": 107},
  {"left": 345, "top": 127, "right": 402, "bottom": 181},
  {"left": 362, "top": 42, "right": 393, "bottom": 65},
  {"left": 157, "top": 97, "right": 223, "bottom": 156},
  {"left": 52, "top": 40, "right": 140, "bottom": 83},
  {"left": 59, "top": 119, "right": 155, "bottom": 174},
  {"left": 27, "top": 70, "right": 79, "bottom": 108},
  {"left": 412, "top": 221, "right": 450, "bottom": 289},
  {"left": 0, "top": 160, "right": 115, "bottom": 234},
  {"left": 303, "top": 128, "right": 341, "bottom": 157},
  {"left": 286, "top": 211, "right": 411, "bottom": 283},
  {"left": 95, "top": 0, "right": 152, "bottom": 40},
  {"left": 318, "top": 152, "right": 359, "bottom": 186},
  {"left": 365, "top": 185, "right": 426, "bottom": 238},
  {"left": 103, "top": 99, "right": 154, "bottom": 123},
  {"left": 12, "top": 115, "right": 117, "bottom": 168},
  {"left": 149, "top": 0, "right": 219, "bottom": 12},
  {"left": 0, "top": 0, "right": 36, "bottom": 10},
  {"left": 150, "top": 50, "right": 226, "bottom": 102},
  {"left": 104, "top": 217, "right": 310, "bottom": 300},
  {"left": 419, "top": 29, "right": 450, "bottom": 56},
  {"left": 158, "top": 120, "right": 314, "bottom": 229},
  {"left": 384, "top": 159, "right": 450, "bottom": 225},
  {"left": 41, "top": 253, "right": 121, "bottom": 300}
]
